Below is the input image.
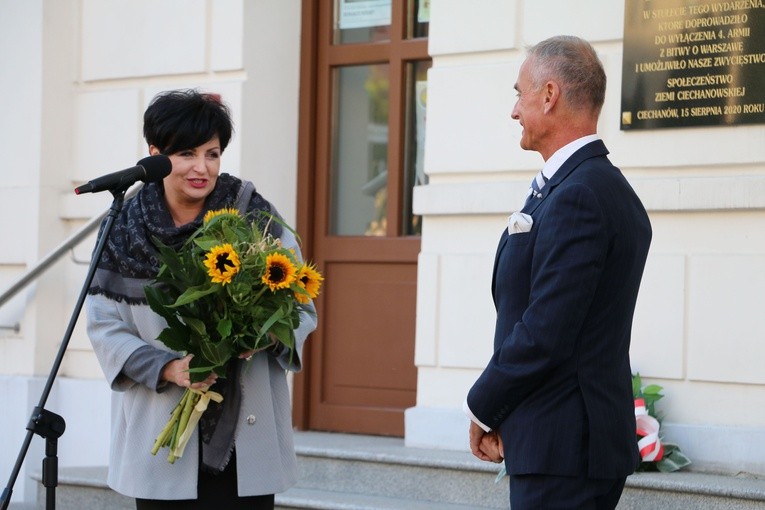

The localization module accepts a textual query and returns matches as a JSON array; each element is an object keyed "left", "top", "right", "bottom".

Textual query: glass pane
[
  {"left": 409, "top": 0, "right": 430, "bottom": 39},
  {"left": 334, "top": 0, "right": 391, "bottom": 44},
  {"left": 402, "top": 60, "right": 430, "bottom": 235},
  {"left": 330, "top": 64, "right": 390, "bottom": 236}
]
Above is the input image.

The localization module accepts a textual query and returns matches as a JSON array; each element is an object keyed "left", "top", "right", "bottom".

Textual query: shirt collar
[{"left": 541, "top": 134, "right": 600, "bottom": 181}]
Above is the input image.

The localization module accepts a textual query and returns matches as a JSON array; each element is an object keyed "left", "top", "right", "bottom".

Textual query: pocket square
[{"left": 507, "top": 212, "right": 533, "bottom": 234}]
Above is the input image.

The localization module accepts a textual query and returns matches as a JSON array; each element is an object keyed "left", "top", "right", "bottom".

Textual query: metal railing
[
  {"left": 0, "top": 186, "right": 142, "bottom": 314},
  {"left": 0, "top": 212, "right": 107, "bottom": 311}
]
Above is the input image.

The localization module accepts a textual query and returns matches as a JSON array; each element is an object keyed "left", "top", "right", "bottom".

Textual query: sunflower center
[
  {"left": 269, "top": 266, "right": 285, "bottom": 282},
  {"left": 215, "top": 253, "right": 235, "bottom": 273}
]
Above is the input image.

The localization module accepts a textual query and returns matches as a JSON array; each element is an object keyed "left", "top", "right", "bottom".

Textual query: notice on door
[
  {"left": 338, "top": 0, "right": 391, "bottom": 29},
  {"left": 621, "top": 0, "right": 765, "bottom": 130}
]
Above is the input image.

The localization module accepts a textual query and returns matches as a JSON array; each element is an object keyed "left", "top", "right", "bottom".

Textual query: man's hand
[
  {"left": 480, "top": 431, "right": 504, "bottom": 463},
  {"left": 469, "top": 421, "right": 504, "bottom": 463}
]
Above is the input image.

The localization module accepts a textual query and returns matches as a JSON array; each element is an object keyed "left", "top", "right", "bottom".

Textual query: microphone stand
[{"left": 1, "top": 187, "right": 128, "bottom": 510}]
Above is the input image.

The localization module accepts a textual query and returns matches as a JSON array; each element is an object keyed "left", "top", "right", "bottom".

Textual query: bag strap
[{"left": 235, "top": 180, "right": 255, "bottom": 215}]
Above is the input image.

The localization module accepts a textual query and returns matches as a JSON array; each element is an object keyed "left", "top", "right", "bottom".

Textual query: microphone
[{"left": 74, "top": 155, "right": 172, "bottom": 194}]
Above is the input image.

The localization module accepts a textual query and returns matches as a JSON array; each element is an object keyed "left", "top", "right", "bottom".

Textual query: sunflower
[
  {"left": 203, "top": 207, "right": 240, "bottom": 224},
  {"left": 203, "top": 244, "right": 241, "bottom": 285},
  {"left": 262, "top": 252, "right": 297, "bottom": 291},
  {"left": 294, "top": 263, "right": 324, "bottom": 304}
]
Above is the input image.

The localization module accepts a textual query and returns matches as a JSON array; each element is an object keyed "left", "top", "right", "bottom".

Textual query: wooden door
[{"left": 294, "top": 0, "right": 430, "bottom": 436}]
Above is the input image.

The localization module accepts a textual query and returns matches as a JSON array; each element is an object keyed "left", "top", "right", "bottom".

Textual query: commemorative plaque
[{"left": 621, "top": 0, "right": 765, "bottom": 130}]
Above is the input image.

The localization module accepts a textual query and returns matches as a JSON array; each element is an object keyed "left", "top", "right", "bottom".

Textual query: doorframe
[
  {"left": 293, "top": 0, "right": 318, "bottom": 430},
  {"left": 292, "top": 0, "right": 428, "bottom": 431}
]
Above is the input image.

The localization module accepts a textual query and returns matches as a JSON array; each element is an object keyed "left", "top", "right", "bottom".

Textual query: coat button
[{"left": 246, "top": 414, "right": 256, "bottom": 425}]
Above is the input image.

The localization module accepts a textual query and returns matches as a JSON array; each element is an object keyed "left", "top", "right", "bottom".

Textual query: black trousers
[
  {"left": 135, "top": 451, "right": 275, "bottom": 510},
  {"left": 509, "top": 473, "right": 626, "bottom": 510}
]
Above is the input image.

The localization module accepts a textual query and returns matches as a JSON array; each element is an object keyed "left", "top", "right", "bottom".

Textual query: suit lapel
[{"left": 494, "top": 140, "right": 610, "bottom": 301}]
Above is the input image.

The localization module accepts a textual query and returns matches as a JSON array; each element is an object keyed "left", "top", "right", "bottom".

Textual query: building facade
[{"left": 1, "top": 0, "right": 763, "bottom": 506}]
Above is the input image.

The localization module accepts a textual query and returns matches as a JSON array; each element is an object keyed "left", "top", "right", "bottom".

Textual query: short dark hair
[
  {"left": 527, "top": 35, "right": 606, "bottom": 115},
  {"left": 143, "top": 89, "right": 233, "bottom": 154}
]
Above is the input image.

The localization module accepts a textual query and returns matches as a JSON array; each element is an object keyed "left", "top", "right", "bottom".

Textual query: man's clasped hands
[{"left": 468, "top": 421, "right": 504, "bottom": 463}]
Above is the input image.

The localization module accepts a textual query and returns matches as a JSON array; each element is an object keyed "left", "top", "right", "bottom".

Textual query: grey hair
[{"left": 527, "top": 35, "right": 606, "bottom": 114}]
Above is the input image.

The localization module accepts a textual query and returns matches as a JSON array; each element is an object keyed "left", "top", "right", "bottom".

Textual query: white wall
[
  {"left": 240, "top": 0, "right": 303, "bottom": 228},
  {"left": 407, "top": 0, "right": 765, "bottom": 476},
  {"left": 0, "top": 0, "right": 44, "bottom": 377}
]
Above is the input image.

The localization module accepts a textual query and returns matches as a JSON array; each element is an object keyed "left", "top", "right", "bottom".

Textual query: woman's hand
[
  {"left": 161, "top": 354, "right": 217, "bottom": 390},
  {"left": 238, "top": 333, "right": 279, "bottom": 360}
]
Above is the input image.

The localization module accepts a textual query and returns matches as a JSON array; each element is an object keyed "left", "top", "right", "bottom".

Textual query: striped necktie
[{"left": 524, "top": 170, "right": 549, "bottom": 207}]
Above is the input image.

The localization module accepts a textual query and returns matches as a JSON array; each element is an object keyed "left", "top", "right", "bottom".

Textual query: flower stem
[
  {"left": 176, "top": 389, "right": 198, "bottom": 446},
  {"left": 151, "top": 394, "right": 186, "bottom": 455}
]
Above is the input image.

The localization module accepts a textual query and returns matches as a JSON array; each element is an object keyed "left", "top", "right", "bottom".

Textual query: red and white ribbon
[{"left": 635, "top": 398, "right": 664, "bottom": 462}]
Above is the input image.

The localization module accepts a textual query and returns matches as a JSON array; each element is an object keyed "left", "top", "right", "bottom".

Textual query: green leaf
[
  {"left": 152, "top": 239, "right": 191, "bottom": 284},
  {"left": 188, "top": 352, "right": 217, "bottom": 382},
  {"left": 187, "top": 364, "right": 219, "bottom": 375},
  {"left": 643, "top": 393, "right": 664, "bottom": 405},
  {"left": 643, "top": 384, "right": 664, "bottom": 396},
  {"left": 260, "top": 307, "right": 288, "bottom": 336},
  {"left": 145, "top": 287, "right": 186, "bottom": 329},
  {"left": 269, "top": 322, "right": 295, "bottom": 350},
  {"left": 172, "top": 284, "right": 220, "bottom": 307},
  {"left": 216, "top": 336, "right": 237, "bottom": 362},
  {"left": 199, "top": 338, "right": 226, "bottom": 367},
  {"left": 144, "top": 286, "right": 173, "bottom": 318},
  {"left": 194, "top": 238, "right": 223, "bottom": 251},
  {"left": 632, "top": 373, "right": 643, "bottom": 397},
  {"left": 183, "top": 317, "right": 208, "bottom": 337},
  {"left": 656, "top": 447, "right": 692, "bottom": 472},
  {"left": 222, "top": 223, "right": 239, "bottom": 243},
  {"left": 156, "top": 327, "right": 189, "bottom": 353},
  {"left": 217, "top": 318, "right": 232, "bottom": 339}
]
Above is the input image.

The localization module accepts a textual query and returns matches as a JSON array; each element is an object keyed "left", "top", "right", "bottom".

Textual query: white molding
[
  {"left": 405, "top": 406, "right": 471, "bottom": 451},
  {"left": 413, "top": 176, "right": 765, "bottom": 216}
]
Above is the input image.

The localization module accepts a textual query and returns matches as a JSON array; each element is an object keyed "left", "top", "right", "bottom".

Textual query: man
[{"left": 465, "top": 35, "right": 652, "bottom": 509}]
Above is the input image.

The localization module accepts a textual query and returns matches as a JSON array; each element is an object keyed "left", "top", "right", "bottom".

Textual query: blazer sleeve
[
  {"left": 86, "top": 293, "right": 153, "bottom": 392},
  {"left": 467, "top": 182, "right": 609, "bottom": 429}
]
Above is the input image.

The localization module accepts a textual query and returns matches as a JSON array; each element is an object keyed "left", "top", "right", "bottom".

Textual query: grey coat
[{"left": 86, "top": 226, "right": 317, "bottom": 499}]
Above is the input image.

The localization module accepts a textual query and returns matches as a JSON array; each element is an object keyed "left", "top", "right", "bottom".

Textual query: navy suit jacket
[{"left": 467, "top": 140, "right": 651, "bottom": 479}]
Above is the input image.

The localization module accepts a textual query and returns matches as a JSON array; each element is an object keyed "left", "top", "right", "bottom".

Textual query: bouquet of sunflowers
[{"left": 144, "top": 208, "right": 322, "bottom": 463}]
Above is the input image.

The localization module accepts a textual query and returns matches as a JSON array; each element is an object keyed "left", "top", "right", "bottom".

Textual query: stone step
[
  {"left": 20, "top": 431, "right": 765, "bottom": 509},
  {"left": 7, "top": 503, "right": 38, "bottom": 510},
  {"left": 276, "top": 487, "right": 486, "bottom": 510},
  {"left": 290, "top": 431, "right": 507, "bottom": 508},
  {"left": 35, "top": 466, "right": 132, "bottom": 510},
  {"left": 620, "top": 471, "right": 765, "bottom": 510},
  {"left": 290, "top": 431, "right": 765, "bottom": 510}
]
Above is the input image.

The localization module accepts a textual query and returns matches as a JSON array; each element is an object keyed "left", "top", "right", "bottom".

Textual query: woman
[{"left": 86, "top": 89, "right": 317, "bottom": 510}]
